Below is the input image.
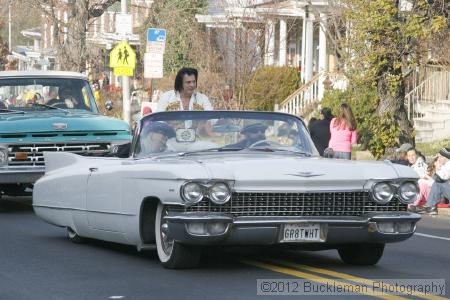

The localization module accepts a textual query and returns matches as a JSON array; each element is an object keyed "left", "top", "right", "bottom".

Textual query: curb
[{"left": 437, "top": 207, "right": 450, "bottom": 217}]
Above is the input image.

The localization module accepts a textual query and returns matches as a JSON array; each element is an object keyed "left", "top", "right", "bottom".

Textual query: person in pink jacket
[{"left": 328, "top": 103, "right": 358, "bottom": 159}]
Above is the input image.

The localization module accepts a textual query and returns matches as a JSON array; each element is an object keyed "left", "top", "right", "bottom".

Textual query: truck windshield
[{"left": 0, "top": 78, "right": 98, "bottom": 113}]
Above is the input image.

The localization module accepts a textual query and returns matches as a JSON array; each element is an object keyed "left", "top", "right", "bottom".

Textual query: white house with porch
[
  {"left": 197, "top": 0, "right": 343, "bottom": 116},
  {"left": 197, "top": 0, "right": 450, "bottom": 143}
]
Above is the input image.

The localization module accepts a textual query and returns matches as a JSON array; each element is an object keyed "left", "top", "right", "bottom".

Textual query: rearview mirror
[
  {"left": 105, "top": 100, "right": 113, "bottom": 111},
  {"left": 176, "top": 128, "right": 196, "bottom": 143}
]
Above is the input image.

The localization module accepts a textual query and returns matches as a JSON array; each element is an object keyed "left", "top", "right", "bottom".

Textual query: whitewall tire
[{"left": 155, "top": 202, "right": 201, "bottom": 269}]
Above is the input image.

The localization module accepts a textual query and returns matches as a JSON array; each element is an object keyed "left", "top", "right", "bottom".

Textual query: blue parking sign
[{"left": 147, "top": 28, "right": 166, "bottom": 42}]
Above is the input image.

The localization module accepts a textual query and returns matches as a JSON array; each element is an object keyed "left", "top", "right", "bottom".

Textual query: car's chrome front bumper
[
  {"left": 0, "top": 166, "right": 45, "bottom": 184},
  {"left": 164, "top": 212, "right": 421, "bottom": 245}
]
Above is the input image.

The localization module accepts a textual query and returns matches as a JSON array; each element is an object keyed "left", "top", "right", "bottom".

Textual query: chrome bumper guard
[{"left": 163, "top": 212, "right": 421, "bottom": 245}]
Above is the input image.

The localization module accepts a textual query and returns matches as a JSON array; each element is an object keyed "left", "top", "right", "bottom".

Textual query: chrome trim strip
[{"left": 32, "top": 204, "right": 135, "bottom": 216}]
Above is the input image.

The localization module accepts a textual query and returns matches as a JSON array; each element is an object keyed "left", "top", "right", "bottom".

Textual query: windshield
[
  {"left": 0, "top": 77, "right": 98, "bottom": 113},
  {"left": 134, "top": 111, "right": 319, "bottom": 157}
]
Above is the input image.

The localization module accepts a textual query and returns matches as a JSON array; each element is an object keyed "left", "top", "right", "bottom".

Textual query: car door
[{"left": 86, "top": 162, "right": 124, "bottom": 233}]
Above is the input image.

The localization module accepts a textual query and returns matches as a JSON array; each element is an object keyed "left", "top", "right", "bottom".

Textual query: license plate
[{"left": 281, "top": 223, "right": 323, "bottom": 242}]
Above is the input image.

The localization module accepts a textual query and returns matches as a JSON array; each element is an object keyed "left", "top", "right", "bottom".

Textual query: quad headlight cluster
[
  {"left": 371, "top": 181, "right": 419, "bottom": 204},
  {"left": 181, "top": 181, "right": 232, "bottom": 205}
]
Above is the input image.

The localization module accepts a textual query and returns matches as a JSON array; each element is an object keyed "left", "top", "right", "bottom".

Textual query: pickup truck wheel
[
  {"left": 338, "top": 243, "right": 385, "bottom": 265},
  {"left": 155, "top": 203, "right": 201, "bottom": 269},
  {"left": 67, "top": 228, "right": 85, "bottom": 244}
]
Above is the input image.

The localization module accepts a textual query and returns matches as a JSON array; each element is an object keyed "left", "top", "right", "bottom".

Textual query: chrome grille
[
  {"left": 7, "top": 143, "right": 110, "bottom": 166},
  {"left": 171, "top": 191, "right": 407, "bottom": 217}
]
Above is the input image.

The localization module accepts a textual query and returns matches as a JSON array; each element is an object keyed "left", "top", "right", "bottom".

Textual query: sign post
[
  {"left": 144, "top": 28, "right": 166, "bottom": 79},
  {"left": 115, "top": 0, "right": 132, "bottom": 125}
]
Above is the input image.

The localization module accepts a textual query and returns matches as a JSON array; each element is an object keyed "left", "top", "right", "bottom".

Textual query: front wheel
[
  {"left": 337, "top": 243, "right": 385, "bottom": 265},
  {"left": 155, "top": 203, "right": 201, "bottom": 269}
]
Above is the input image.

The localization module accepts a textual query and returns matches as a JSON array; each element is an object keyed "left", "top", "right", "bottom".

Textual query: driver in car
[
  {"left": 228, "top": 123, "right": 268, "bottom": 148},
  {"left": 46, "top": 87, "right": 78, "bottom": 108},
  {"left": 139, "top": 121, "right": 176, "bottom": 154}
]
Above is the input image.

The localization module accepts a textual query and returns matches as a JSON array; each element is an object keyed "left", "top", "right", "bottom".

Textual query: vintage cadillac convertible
[{"left": 33, "top": 111, "right": 421, "bottom": 268}]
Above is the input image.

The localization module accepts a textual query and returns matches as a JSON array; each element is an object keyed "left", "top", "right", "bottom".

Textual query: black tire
[
  {"left": 155, "top": 203, "right": 201, "bottom": 269},
  {"left": 1, "top": 184, "right": 31, "bottom": 196},
  {"left": 338, "top": 243, "right": 385, "bottom": 265},
  {"left": 67, "top": 227, "right": 85, "bottom": 244}
]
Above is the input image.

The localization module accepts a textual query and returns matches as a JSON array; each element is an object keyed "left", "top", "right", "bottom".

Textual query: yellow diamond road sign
[{"left": 109, "top": 40, "right": 136, "bottom": 69}]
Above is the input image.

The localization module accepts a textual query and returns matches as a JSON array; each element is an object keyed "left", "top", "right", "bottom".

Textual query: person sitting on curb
[
  {"left": 416, "top": 147, "right": 450, "bottom": 215},
  {"left": 407, "top": 147, "right": 428, "bottom": 177},
  {"left": 408, "top": 156, "right": 441, "bottom": 212},
  {"left": 390, "top": 143, "right": 412, "bottom": 166}
]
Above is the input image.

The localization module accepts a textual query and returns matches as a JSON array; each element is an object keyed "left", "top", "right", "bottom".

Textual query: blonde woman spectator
[{"left": 328, "top": 103, "right": 357, "bottom": 159}]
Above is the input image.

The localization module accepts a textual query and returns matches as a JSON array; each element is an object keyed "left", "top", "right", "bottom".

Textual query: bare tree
[
  {"left": 207, "top": 0, "right": 285, "bottom": 109},
  {"left": 25, "top": 0, "right": 119, "bottom": 72},
  {"left": 0, "top": 24, "right": 9, "bottom": 70}
]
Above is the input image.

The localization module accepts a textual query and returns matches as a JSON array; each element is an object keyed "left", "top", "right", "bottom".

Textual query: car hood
[
  {"left": 0, "top": 111, "right": 129, "bottom": 133},
  {"left": 170, "top": 153, "right": 418, "bottom": 191}
]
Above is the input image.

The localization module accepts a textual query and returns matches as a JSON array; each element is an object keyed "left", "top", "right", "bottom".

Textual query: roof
[{"left": 0, "top": 70, "right": 87, "bottom": 80}]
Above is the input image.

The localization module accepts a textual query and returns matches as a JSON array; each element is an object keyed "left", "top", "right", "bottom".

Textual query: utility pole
[
  {"left": 8, "top": 0, "right": 12, "bottom": 53},
  {"left": 121, "top": 0, "right": 131, "bottom": 125}
]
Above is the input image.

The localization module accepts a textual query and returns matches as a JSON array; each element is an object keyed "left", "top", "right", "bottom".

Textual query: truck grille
[
  {"left": 7, "top": 143, "right": 110, "bottom": 166},
  {"left": 171, "top": 191, "right": 407, "bottom": 217}
]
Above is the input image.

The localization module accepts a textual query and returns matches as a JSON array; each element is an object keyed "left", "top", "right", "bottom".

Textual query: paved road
[{"left": 1, "top": 197, "right": 449, "bottom": 300}]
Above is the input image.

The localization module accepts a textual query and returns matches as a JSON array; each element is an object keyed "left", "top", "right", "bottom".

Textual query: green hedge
[{"left": 245, "top": 66, "right": 300, "bottom": 111}]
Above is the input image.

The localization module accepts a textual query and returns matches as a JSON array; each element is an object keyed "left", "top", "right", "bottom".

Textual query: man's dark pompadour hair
[{"left": 174, "top": 67, "right": 198, "bottom": 92}]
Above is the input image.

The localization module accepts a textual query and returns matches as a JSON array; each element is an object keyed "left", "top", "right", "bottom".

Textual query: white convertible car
[{"left": 33, "top": 111, "right": 421, "bottom": 268}]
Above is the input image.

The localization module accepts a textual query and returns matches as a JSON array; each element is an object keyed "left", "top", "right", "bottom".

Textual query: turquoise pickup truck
[{"left": 0, "top": 71, "right": 131, "bottom": 197}]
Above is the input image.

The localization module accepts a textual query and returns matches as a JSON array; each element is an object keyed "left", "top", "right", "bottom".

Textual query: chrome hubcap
[{"left": 160, "top": 208, "right": 174, "bottom": 255}]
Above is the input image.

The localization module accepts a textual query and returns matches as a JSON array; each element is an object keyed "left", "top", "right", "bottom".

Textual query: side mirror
[
  {"left": 105, "top": 100, "right": 113, "bottom": 111},
  {"left": 110, "top": 143, "right": 131, "bottom": 158}
]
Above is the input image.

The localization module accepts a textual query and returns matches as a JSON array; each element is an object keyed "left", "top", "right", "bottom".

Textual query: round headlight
[
  {"left": 181, "top": 182, "right": 204, "bottom": 204},
  {"left": 372, "top": 182, "right": 394, "bottom": 204},
  {"left": 209, "top": 182, "right": 231, "bottom": 205},
  {"left": 398, "top": 182, "right": 419, "bottom": 204},
  {"left": 0, "top": 148, "right": 7, "bottom": 165}
]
